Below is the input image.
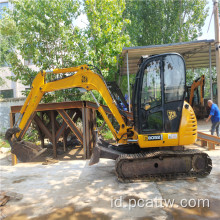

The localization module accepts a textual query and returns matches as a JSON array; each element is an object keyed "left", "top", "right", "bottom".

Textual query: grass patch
[
  {"left": 0, "top": 136, "right": 10, "bottom": 148},
  {"left": 101, "top": 129, "right": 114, "bottom": 140}
]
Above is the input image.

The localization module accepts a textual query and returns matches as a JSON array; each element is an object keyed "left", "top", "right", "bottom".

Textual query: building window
[
  {"left": 0, "top": 2, "right": 9, "bottom": 19},
  {"left": 0, "top": 89, "right": 14, "bottom": 98}
]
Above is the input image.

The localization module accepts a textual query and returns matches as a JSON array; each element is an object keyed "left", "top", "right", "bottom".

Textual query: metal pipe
[
  {"left": 90, "top": 91, "right": 100, "bottom": 107},
  {"left": 213, "top": 0, "right": 220, "bottom": 107},
  {"left": 209, "top": 44, "right": 213, "bottom": 100},
  {"left": 126, "top": 52, "right": 131, "bottom": 112},
  {"left": 127, "top": 139, "right": 138, "bottom": 143}
]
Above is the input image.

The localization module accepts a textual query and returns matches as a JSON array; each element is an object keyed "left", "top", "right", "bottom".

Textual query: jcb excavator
[
  {"left": 185, "top": 75, "right": 207, "bottom": 119},
  {"left": 5, "top": 53, "right": 212, "bottom": 182}
]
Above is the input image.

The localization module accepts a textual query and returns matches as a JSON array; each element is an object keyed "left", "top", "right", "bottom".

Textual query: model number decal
[{"left": 145, "top": 135, "right": 163, "bottom": 141}]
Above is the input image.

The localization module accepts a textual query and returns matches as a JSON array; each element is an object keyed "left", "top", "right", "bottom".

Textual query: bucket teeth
[{"left": 5, "top": 127, "right": 21, "bottom": 145}]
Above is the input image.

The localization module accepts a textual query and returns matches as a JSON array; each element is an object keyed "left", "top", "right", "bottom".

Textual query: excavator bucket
[{"left": 5, "top": 128, "right": 46, "bottom": 162}]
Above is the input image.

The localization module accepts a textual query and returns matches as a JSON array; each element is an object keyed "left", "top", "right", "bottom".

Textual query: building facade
[{"left": 0, "top": 0, "right": 32, "bottom": 99}]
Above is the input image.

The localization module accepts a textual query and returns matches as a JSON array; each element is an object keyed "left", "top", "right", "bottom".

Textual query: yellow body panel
[
  {"left": 178, "top": 101, "right": 197, "bottom": 145},
  {"left": 138, "top": 101, "right": 197, "bottom": 148},
  {"left": 138, "top": 133, "right": 179, "bottom": 148}
]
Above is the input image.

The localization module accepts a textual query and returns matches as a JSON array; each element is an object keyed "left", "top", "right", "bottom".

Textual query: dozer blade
[
  {"left": 89, "top": 138, "right": 122, "bottom": 166},
  {"left": 5, "top": 128, "right": 46, "bottom": 162}
]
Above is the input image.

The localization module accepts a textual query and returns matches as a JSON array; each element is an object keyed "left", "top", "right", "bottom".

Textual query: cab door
[
  {"left": 163, "top": 54, "right": 185, "bottom": 133},
  {"left": 134, "top": 53, "right": 186, "bottom": 135}
]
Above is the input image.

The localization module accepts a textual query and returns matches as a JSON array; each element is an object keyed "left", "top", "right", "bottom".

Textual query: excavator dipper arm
[{"left": 5, "top": 65, "right": 134, "bottom": 162}]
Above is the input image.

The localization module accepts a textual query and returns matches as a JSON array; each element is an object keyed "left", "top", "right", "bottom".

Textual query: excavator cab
[{"left": 132, "top": 53, "right": 185, "bottom": 136}]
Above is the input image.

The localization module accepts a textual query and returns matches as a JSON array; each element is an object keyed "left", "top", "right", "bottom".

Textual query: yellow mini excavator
[
  {"left": 5, "top": 53, "right": 212, "bottom": 182},
  {"left": 185, "top": 75, "right": 207, "bottom": 119}
]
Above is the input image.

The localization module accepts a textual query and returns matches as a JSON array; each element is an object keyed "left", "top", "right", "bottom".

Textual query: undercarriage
[{"left": 90, "top": 138, "right": 212, "bottom": 182}]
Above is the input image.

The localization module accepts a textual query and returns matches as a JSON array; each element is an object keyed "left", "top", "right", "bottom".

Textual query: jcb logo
[
  {"left": 167, "top": 110, "right": 177, "bottom": 121},
  {"left": 81, "top": 75, "right": 88, "bottom": 83}
]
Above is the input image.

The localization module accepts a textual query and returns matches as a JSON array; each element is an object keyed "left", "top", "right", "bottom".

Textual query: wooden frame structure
[
  {"left": 10, "top": 101, "right": 97, "bottom": 164},
  {"left": 10, "top": 101, "right": 133, "bottom": 165}
]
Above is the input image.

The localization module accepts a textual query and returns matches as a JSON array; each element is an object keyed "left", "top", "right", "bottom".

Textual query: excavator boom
[{"left": 6, "top": 65, "right": 134, "bottom": 162}]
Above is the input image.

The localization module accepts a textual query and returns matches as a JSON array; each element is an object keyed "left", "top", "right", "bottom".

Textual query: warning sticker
[{"left": 168, "top": 134, "right": 178, "bottom": 139}]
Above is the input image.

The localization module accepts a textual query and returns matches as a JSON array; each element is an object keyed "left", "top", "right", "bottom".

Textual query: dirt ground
[{"left": 1, "top": 120, "right": 220, "bottom": 220}]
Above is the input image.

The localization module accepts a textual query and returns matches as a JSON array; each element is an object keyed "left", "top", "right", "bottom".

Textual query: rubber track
[{"left": 115, "top": 149, "right": 212, "bottom": 183}]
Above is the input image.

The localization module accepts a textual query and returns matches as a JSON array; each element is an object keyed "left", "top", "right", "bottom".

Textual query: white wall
[
  {"left": 0, "top": 67, "right": 31, "bottom": 98},
  {"left": 0, "top": 98, "right": 25, "bottom": 135}
]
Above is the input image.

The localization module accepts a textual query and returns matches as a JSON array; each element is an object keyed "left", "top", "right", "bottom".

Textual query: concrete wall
[
  {"left": 0, "top": 66, "right": 35, "bottom": 99},
  {"left": 0, "top": 98, "right": 25, "bottom": 135}
]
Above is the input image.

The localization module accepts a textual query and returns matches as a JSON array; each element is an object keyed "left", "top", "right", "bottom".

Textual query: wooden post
[
  {"left": 89, "top": 109, "right": 97, "bottom": 158},
  {"left": 51, "top": 110, "right": 57, "bottom": 158},
  {"left": 40, "top": 112, "right": 45, "bottom": 148},
  {"left": 82, "top": 107, "right": 97, "bottom": 159},
  {"left": 82, "top": 107, "right": 87, "bottom": 160},
  {"left": 201, "top": 140, "right": 207, "bottom": 147},
  {"left": 213, "top": 0, "right": 220, "bottom": 107},
  {"left": 208, "top": 142, "right": 215, "bottom": 150},
  {"left": 10, "top": 112, "right": 17, "bottom": 165},
  {"left": 63, "top": 129, "right": 67, "bottom": 152}
]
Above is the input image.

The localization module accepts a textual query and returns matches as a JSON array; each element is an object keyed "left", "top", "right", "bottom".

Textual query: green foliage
[
  {"left": 101, "top": 129, "right": 114, "bottom": 140},
  {"left": 0, "top": 0, "right": 130, "bottom": 103},
  {"left": 23, "top": 126, "right": 39, "bottom": 143},
  {"left": 120, "top": 74, "right": 136, "bottom": 97},
  {"left": 0, "top": 0, "right": 85, "bottom": 102},
  {"left": 83, "top": 0, "right": 130, "bottom": 81},
  {"left": 124, "top": 0, "right": 208, "bottom": 46},
  {"left": 0, "top": 15, "right": 20, "bottom": 67},
  {"left": 0, "top": 0, "right": 212, "bottom": 105},
  {"left": 0, "top": 136, "right": 10, "bottom": 148}
]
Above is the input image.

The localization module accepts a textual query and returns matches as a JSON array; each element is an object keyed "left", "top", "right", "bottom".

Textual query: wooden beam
[
  {"left": 197, "top": 131, "right": 220, "bottom": 150},
  {"left": 11, "top": 101, "right": 84, "bottom": 113},
  {"left": 55, "top": 109, "right": 81, "bottom": 142},
  {"left": 82, "top": 107, "right": 87, "bottom": 160},
  {"left": 10, "top": 113, "right": 17, "bottom": 166},
  {"left": 56, "top": 120, "right": 67, "bottom": 142},
  {"left": 63, "top": 129, "right": 67, "bottom": 152},
  {"left": 34, "top": 115, "right": 52, "bottom": 142},
  {"left": 58, "top": 109, "right": 83, "bottom": 144},
  {"left": 51, "top": 111, "right": 57, "bottom": 158},
  {"left": 82, "top": 108, "right": 97, "bottom": 159}
]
